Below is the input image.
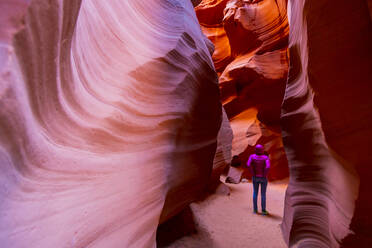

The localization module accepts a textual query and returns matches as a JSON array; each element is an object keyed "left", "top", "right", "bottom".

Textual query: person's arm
[
  {"left": 247, "top": 155, "right": 254, "bottom": 175},
  {"left": 264, "top": 156, "right": 271, "bottom": 177}
]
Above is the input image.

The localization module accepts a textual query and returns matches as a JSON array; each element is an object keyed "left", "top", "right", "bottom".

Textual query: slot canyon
[{"left": 0, "top": 0, "right": 371, "bottom": 247}]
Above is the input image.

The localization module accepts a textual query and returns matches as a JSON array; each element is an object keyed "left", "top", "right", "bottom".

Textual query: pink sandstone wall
[{"left": 0, "top": 0, "right": 231, "bottom": 247}]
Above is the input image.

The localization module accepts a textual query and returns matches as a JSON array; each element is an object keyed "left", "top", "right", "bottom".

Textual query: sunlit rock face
[
  {"left": 0, "top": 0, "right": 228, "bottom": 247},
  {"left": 195, "top": 0, "right": 289, "bottom": 180},
  {"left": 281, "top": 0, "right": 372, "bottom": 247}
]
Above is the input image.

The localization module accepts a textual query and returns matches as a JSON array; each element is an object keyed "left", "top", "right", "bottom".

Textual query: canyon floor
[{"left": 158, "top": 177, "right": 288, "bottom": 248}]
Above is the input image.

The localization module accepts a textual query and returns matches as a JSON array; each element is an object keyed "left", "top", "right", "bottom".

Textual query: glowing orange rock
[{"left": 196, "top": 0, "right": 289, "bottom": 180}]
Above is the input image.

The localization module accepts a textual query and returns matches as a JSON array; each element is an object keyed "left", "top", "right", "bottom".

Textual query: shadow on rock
[
  {"left": 156, "top": 205, "right": 216, "bottom": 247},
  {"left": 156, "top": 206, "right": 196, "bottom": 247}
]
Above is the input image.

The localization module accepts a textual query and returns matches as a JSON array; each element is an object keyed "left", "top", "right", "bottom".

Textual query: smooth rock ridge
[{"left": 0, "top": 0, "right": 230, "bottom": 247}]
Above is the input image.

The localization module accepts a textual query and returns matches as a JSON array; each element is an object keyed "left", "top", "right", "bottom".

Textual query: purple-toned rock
[
  {"left": 0, "top": 0, "right": 229, "bottom": 247},
  {"left": 281, "top": 0, "right": 372, "bottom": 247}
]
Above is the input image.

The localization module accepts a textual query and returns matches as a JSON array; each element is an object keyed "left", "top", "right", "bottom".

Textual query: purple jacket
[{"left": 247, "top": 154, "right": 270, "bottom": 178}]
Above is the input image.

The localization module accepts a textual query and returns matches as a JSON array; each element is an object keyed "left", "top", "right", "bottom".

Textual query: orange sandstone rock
[{"left": 196, "top": 0, "right": 289, "bottom": 180}]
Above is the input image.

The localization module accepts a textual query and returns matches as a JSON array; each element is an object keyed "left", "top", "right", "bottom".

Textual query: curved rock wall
[
  {"left": 0, "top": 0, "right": 227, "bottom": 247},
  {"left": 281, "top": 0, "right": 372, "bottom": 247},
  {"left": 209, "top": 109, "right": 234, "bottom": 189},
  {"left": 195, "top": 0, "right": 289, "bottom": 180}
]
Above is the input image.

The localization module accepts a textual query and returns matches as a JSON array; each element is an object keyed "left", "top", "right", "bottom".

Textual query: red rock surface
[
  {"left": 281, "top": 0, "right": 372, "bottom": 247},
  {"left": 0, "top": 0, "right": 231, "bottom": 247},
  {"left": 195, "top": 0, "right": 289, "bottom": 180},
  {"left": 209, "top": 109, "right": 234, "bottom": 190}
]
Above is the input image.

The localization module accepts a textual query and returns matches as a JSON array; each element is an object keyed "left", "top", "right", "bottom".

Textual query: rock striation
[
  {"left": 195, "top": 0, "right": 289, "bottom": 180},
  {"left": 281, "top": 0, "right": 372, "bottom": 247},
  {"left": 0, "top": 0, "right": 230, "bottom": 247},
  {"left": 209, "top": 109, "right": 234, "bottom": 190}
]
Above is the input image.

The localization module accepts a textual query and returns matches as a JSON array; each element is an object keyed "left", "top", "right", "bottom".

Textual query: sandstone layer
[
  {"left": 281, "top": 0, "right": 372, "bottom": 247},
  {"left": 195, "top": 0, "right": 289, "bottom": 180},
  {"left": 0, "top": 0, "right": 230, "bottom": 247},
  {"left": 209, "top": 109, "right": 234, "bottom": 190}
]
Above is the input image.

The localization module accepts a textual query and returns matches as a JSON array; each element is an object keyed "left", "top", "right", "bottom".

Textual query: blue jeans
[{"left": 252, "top": 176, "right": 268, "bottom": 212}]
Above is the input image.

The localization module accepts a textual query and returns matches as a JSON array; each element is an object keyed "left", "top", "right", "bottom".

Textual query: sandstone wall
[
  {"left": 0, "top": 0, "right": 228, "bottom": 247},
  {"left": 195, "top": 0, "right": 289, "bottom": 180},
  {"left": 281, "top": 0, "right": 372, "bottom": 247}
]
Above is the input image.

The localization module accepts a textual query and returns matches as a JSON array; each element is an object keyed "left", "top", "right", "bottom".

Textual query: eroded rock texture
[
  {"left": 0, "top": 0, "right": 229, "bottom": 247},
  {"left": 195, "top": 0, "right": 289, "bottom": 180},
  {"left": 209, "top": 109, "right": 234, "bottom": 189},
  {"left": 281, "top": 0, "right": 372, "bottom": 247}
]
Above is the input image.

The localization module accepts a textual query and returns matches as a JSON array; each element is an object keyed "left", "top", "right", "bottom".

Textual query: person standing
[{"left": 247, "top": 144, "right": 270, "bottom": 215}]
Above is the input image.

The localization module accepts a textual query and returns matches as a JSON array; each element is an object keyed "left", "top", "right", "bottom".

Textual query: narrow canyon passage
[
  {"left": 1, "top": 0, "right": 371, "bottom": 247},
  {"left": 159, "top": 177, "right": 288, "bottom": 248}
]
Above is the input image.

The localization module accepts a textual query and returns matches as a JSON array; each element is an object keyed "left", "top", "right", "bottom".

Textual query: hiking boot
[{"left": 262, "top": 210, "right": 269, "bottom": 216}]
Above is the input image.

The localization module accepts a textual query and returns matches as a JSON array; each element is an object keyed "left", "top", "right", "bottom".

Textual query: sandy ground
[{"left": 162, "top": 178, "right": 288, "bottom": 248}]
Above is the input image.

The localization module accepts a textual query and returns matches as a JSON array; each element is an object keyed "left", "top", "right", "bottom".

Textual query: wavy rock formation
[
  {"left": 227, "top": 108, "right": 288, "bottom": 181},
  {"left": 281, "top": 0, "right": 372, "bottom": 247},
  {"left": 209, "top": 109, "right": 234, "bottom": 190},
  {"left": 195, "top": 0, "right": 289, "bottom": 180},
  {"left": 0, "top": 0, "right": 230, "bottom": 247}
]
